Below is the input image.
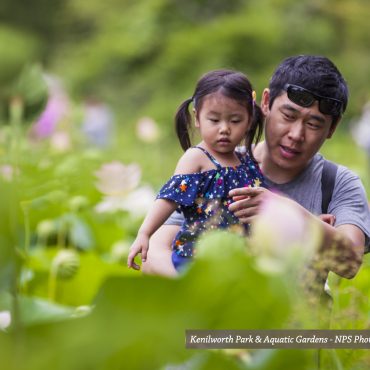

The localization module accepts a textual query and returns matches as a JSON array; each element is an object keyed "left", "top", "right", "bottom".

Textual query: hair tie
[{"left": 252, "top": 90, "right": 257, "bottom": 102}]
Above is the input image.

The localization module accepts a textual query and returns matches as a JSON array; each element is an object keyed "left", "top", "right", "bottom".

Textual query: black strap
[
  {"left": 321, "top": 160, "right": 338, "bottom": 214},
  {"left": 193, "top": 146, "right": 222, "bottom": 169}
]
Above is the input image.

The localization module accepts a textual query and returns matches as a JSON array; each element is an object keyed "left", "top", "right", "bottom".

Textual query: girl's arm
[
  {"left": 127, "top": 199, "right": 177, "bottom": 270},
  {"left": 128, "top": 148, "right": 204, "bottom": 270}
]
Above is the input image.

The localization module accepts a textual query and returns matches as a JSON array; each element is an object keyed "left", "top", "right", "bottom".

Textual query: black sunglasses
[{"left": 284, "top": 84, "right": 343, "bottom": 116}]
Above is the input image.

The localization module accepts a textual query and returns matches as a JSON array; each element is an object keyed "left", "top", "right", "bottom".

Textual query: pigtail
[
  {"left": 175, "top": 98, "right": 193, "bottom": 151},
  {"left": 246, "top": 102, "right": 264, "bottom": 163}
]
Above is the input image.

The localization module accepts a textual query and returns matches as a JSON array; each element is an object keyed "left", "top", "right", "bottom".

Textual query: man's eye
[
  {"left": 307, "top": 122, "right": 320, "bottom": 129},
  {"left": 282, "top": 112, "right": 294, "bottom": 120}
]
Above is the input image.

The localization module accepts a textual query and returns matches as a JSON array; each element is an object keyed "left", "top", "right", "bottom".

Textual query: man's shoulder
[{"left": 313, "top": 153, "right": 358, "bottom": 180}]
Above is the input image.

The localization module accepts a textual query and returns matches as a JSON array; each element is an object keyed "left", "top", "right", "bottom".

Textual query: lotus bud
[
  {"left": 68, "top": 195, "right": 89, "bottom": 212},
  {"left": 36, "top": 219, "right": 56, "bottom": 240},
  {"left": 51, "top": 249, "right": 80, "bottom": 279},
  {"left": 111, "top": 240, "right": 131, "bottom": 263}
]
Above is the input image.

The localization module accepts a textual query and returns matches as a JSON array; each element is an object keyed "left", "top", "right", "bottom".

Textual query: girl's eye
[
  {"left": 209, "top": 118, "right": 219, "bottom": 122},
  {"left": 231, "top": 120, "right": 241, "bottom": 124}
]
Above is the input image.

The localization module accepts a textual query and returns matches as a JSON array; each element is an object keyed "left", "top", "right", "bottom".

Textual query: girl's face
[{"left": 194, "top": 91, "right": 251, "bottom": 155}]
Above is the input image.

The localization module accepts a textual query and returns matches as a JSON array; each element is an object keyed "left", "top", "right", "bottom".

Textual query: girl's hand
[
  {"left": 228, "top": 186, "right": 270, "bottom": 224},
  {"left": 127, "top": 233, "right": 150, "bottom": 270}
]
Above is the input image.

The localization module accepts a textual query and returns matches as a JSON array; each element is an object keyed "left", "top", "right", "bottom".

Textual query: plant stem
[{"left": 48, "top": 270, "right": 57, "bottom": 301}]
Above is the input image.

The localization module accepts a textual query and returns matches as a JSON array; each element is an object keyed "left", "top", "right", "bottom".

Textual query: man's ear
[
  {"left": 261, "top": 88, "right": 270, "bottom": 116},
  {"left": 327, "top": 119, "right": 339, "bottom": 139},
  {"left": 193, "top": 108, "right": 200, "bottom": 128}
]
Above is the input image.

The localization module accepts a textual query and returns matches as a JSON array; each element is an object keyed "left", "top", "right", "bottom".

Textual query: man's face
[{"left": 261, "top": 89, "right": 338, "bottom": 176}]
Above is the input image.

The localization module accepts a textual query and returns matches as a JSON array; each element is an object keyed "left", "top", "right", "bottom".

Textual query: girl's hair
[{"left": 175, "top": 69, "right": 264, "bottom": 160}]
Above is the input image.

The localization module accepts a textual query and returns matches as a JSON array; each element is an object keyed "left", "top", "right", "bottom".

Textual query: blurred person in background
[
  {"left": 141, "top": 55, "right": 370, "bottom": 285},
  {"left": 351, "top": 100, "right": 370, "bottom": 172},
  {"left": 81, "top": 96, "right": 115, "bottom": 147}
]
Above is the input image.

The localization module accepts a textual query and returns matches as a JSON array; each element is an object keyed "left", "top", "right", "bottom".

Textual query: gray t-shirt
[{"left": 165, "top": 153, "right": 370, "bottom": 252}]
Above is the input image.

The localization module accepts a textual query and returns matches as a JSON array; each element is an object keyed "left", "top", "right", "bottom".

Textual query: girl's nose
[{"left": 219, "top": 122, "right": 231, "bottom": 133}]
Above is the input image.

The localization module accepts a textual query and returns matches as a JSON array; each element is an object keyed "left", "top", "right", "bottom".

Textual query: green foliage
[
  {"left": 0, "top": 25, "right": 40, "bottom": 87},
  {"left": 0, "top": 231, "right": 315, "bottom": 370},
  {"left": 0, "top": 2, "right": 370, "bottom": 369}
]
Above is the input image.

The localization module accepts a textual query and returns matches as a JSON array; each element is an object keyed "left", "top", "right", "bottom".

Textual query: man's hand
[
  {"left": 127, "top": 233, "right": 150, "bottom": 270},
  {"left": 228, "top": 186, "right": 270, "bottom": 224},
  {"left": 319, "top": 214, "right": 336, "bottom": 226}
]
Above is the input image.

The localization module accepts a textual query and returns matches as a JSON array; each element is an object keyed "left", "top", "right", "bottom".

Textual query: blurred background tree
[
  {"left": 1, "top": 0, "right": 370, "bottom": 120},
  {"left": 0, "top": 0, "right": 369, "bottom": 188}
]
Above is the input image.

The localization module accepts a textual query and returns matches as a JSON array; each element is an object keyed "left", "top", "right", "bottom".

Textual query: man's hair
[{"left": 268, "top": 55, "right": 349, "bottom": 125}]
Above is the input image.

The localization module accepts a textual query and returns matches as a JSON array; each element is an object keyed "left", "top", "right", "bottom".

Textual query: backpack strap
[{"left": 321, "top": 160, "right": 338, "bottom": 214}]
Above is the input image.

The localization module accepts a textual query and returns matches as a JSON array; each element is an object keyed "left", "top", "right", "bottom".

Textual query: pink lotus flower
[
  {"left": 250, "top": 192, "right": 321, "bottom": 274},
  {"left": 33, "top": 75, "right": 70, "bottom": 138}
]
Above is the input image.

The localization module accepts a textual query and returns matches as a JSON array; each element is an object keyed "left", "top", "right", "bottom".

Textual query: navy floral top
[{"left": 157, "top": 146, "right": 266, "bottom": 268}]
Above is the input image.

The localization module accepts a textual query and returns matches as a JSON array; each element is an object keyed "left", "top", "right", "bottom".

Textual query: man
[{"left": 142, "top": 55, "right": 370, "bottom": 279}]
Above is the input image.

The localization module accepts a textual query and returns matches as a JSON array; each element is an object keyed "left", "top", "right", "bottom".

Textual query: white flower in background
[
  {"left": 136, "top": 117, "right": 160, "bottom": 143},
  {"left": 50, "top": 131, "right": 71, "bottom": 152},
  {"left": 94, "top": 161, "right": 155, "bottom": 216},
  {"left": 95, "top": 185, "right": 155, "bottom": 217},
  {"left": 0, "top": 165, "right": 14, "bottom": 182},
  {"left": 250, "top": 193, "right": 322, "bottom": 274},
  {"left": 95, "top": 161, "right": 141, "bottom": 196},
  {"left": 0, "top": 311, "right": 11, "bottom": 331},
  {"left": 117, "top": 185, "right": 156, "bottom": 217}
]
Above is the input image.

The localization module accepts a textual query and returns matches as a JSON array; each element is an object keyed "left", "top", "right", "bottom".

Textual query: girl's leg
[{"left": 141, "top": 225, "right": 179, "bottom": 277}]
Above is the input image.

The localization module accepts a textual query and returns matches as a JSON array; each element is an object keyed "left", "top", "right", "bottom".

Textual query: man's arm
[{"left": 319, "top": 223, "right": 364, "bottom": 278}]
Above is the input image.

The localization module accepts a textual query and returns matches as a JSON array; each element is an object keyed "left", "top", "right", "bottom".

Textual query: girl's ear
[
  {"left": 261, "top": 88, "right": 270, "bottom": 116},
  {"left": 193, "top": 108, "right": 200, "bottom": 128}
]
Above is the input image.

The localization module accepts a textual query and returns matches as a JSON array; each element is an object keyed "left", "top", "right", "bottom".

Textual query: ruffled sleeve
[{"left": 157, "top": 173, "right": 207, "bottom": 207}]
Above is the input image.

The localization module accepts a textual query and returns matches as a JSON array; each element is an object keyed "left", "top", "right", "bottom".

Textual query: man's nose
[{"left": 288, "top": 122, "right": 305, "bottom": 142}]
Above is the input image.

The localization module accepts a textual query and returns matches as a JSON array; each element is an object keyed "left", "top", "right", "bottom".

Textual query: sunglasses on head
[{"left": 284, "top": 84, "right": 343, "bottom": 116}]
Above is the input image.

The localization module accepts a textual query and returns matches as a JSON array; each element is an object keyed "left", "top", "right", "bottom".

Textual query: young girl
[{"left": 127, "top": 69, "right": 266, "bottom": 271}]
